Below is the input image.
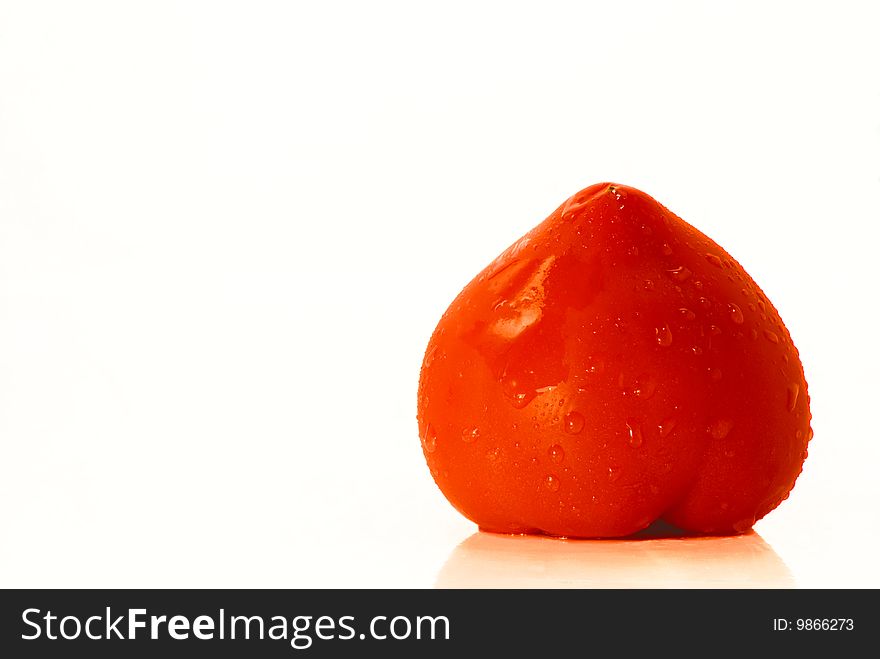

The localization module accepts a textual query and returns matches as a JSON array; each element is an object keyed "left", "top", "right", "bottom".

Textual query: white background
[{"left": 1, "top": 1, "right": 878, "bottom": 588}]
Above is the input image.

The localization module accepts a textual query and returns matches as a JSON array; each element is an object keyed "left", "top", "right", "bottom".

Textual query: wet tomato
[{"left": 417, "top": 183, "right": 811, "bottom": 537}]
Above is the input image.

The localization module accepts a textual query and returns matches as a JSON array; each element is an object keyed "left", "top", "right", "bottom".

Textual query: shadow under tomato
[{"left": 436, "top": 522, "right": 793, "bottom": 588}]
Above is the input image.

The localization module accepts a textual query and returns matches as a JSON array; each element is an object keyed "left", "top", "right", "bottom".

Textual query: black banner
[{"left": 0, "top": 589, "right": 873, "bottom": 657}]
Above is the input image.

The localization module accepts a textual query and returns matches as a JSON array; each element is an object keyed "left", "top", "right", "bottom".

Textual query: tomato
[{"left": 417, "top": 183, "right": 811, "bottom": 537}]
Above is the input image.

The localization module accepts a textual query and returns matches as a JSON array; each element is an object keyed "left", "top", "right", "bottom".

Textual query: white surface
[{"left": 1, "top": 1, "right": 878, "bottom": 588}]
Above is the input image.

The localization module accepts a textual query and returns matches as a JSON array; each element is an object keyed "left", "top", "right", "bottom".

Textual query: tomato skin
[{"left": 417, "top": 183, "right": 811, "bottom": 537}]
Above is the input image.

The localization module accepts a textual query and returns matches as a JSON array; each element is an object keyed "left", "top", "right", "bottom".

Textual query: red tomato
[{"left": 417, "top": 183, "right": 811, "bottom": 537}]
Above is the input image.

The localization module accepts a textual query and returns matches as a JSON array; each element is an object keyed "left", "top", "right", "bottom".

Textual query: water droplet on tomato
[
  {"left": 667, "top": 265, "right": 693, "bottom": 282},
  {"left": 545, "top": 474, "right": 560, "bottom": 492},
  {"left": 658, "top": 417, "right": 677, "bottom": 438},
  {"left": 462, "top": 427, "right": 479, "bottom": 443},
  {"left": 502, "top": 376, "right": 536, "bottom": 409},
  {"left": 486, "top": 447, "right": 501, "bottom": 461},
  {"left": 632, "top": 373, "right": 657, "bottom": 399},
  {"left": 424, "top": 344, "right": 438, "bottom": 368},
  {"left": 421, "top": 425, "right": 437, "bottom": 453},
  {"left": 763, "top": 329, "right": 779, "bottom": 344},
  {"left": 607, "top": 466, "right": 621, "bottom": 482},
  {"left": 787, "top": 383, "right": 799, "bottom": 412},
  {"left": 708, "top": 418, "right": 734, "bottom": 440},
  {"left": 661, "top": 243, "right": 673, "bottom": 256},
  {"left": 509, "top": 392, "right": 532, "bottom": 408},
  {"left": 564, "top": 411, "right": 585, "bottom": 435},
  {"left": 626, "top": 420, "right": 644, "bottom": 447},
  {"left": 548, "top": 444, "right": 565, "bottom": 463},
  {"left": 585, "top": 357, "right": 604, "bottom": 374},
  {"left": 655, "top": 324, "right": 673, "bottom": 347},
  {"left": 705, "top": 253, "right": 723, "bottom": 268},
  {"left": 728, "top": 302, "right": 744, "bottom": 325},
  {"left": 621, "top": 372, "right": 657, "bottom": 399},
  {"left": 679, "top": 307, "right": 696, "bottom": 321}
]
